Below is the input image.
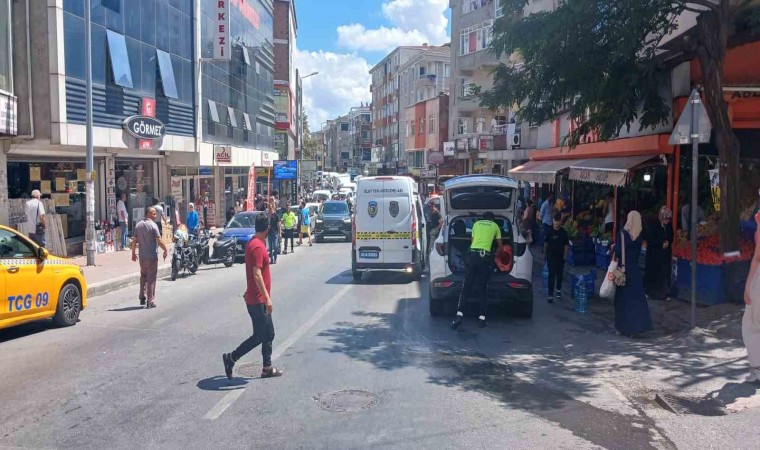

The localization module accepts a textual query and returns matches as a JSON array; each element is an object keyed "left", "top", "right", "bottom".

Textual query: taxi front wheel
[{"left": 53, "top": 283, "right": 81, "bottom": 327}]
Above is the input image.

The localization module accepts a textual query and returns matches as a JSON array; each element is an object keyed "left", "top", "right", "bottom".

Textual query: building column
[{"left": 0, "top": 143, "right": 8, "bottom": 226}]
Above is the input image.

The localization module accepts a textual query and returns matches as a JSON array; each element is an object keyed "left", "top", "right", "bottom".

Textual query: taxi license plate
[{"left": 359, "top": 251, "right": 379, "bottom": 259}]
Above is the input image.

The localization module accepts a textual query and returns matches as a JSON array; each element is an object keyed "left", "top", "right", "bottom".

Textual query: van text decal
[{"left": 363, "top": 189, "right": 404, "bottom": 194}]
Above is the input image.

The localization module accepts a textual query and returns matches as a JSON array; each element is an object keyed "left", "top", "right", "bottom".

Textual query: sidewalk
[
  {"left": 72, "top": 247, "right": 173, "bottom": 298},
  {"left": 531, "top": 244, "right": 745, "bottom": 338}
]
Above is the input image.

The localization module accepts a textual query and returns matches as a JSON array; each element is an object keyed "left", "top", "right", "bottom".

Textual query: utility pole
[{"left": 84, "top": 0, "right": 96, "bottom": 266}]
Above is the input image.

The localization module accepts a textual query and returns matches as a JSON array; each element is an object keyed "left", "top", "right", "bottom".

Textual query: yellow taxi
[{"left": 0, "top": 225, "right": 87, "bottom": 331}]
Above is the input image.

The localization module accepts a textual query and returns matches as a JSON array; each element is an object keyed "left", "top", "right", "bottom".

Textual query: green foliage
[{"left": 484, "top": 0, "right": 760, "bottom": 147}]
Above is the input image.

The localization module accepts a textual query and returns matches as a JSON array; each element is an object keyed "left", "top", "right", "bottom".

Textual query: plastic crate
[
  {"left": 674, "top": 258, "right": 727, "bottom": 305},
  {"left": 596, "top": 252, "right": 611, "bottom": 269}
]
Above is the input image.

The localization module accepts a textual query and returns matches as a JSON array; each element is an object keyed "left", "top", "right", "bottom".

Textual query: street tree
[
  {"left": 301, "top": 111, "right": 320, "bottom": 160},
  {"left": 480, "top": 0, "right": 760, "bottom": 252}
]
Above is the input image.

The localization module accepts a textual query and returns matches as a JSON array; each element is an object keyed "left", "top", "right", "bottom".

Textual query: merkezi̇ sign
[{"left": 123, "top": 116, "right": 166, "bottom": 140}]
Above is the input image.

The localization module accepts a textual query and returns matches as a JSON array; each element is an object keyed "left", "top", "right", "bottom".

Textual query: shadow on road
[
  {"left": 196, "top": 376, "right": 248, "bottom": 392},
  {"left": 325, "top": 270, "right": 416, "bottom": 286},
  {"left": 108, "top": 306, "right": 146, "bottom": 312},
  {"left": 0, "top": 321, "right": 51, "bottom": 344},
  {"left": 314, "top": 288, "right": 758, "bottom": 449}
]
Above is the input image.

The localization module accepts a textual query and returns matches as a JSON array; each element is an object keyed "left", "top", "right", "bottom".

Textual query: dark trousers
[
  {"left": 283, "top": 229, "right": 295, "bottom": 252},
  {"left": 547, "top": 254, "right": 565, "bottom": 296},
  {"left": 231, "top": 304, "right": 275, "bottom": 367},
  {"left": 541, "top": 224, "right": 552, "bottom": 248},
  {"left": 456, "top": 251, "right": 493, "bottom": 317},
  {"left": 268, "top": 233, "right": 279, "bottom": 262}
]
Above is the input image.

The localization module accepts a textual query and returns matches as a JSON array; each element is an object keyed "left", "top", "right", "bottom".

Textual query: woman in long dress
[
  {"left": 743, "top": 210, "right": 760, "bottom": 382},
  {"left": 614, "top": 211, "right": 653, "bottom": 337}
]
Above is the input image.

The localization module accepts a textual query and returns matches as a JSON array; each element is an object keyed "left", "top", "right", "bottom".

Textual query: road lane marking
[
  {"left": 202, "top": 389, "right": 246, "bottom": 420},
  {"left": 203, "top": 284, "right": 352, "bottom": 420}
]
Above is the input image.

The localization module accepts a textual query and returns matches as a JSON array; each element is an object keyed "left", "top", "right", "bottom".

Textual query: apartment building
[
  {"left": 370, "top": 46, "right": 435, "bottom": 174},
  {"left": 323, "top": 116, "right": 350, "bottom": 172},
  {"left": 273, "top": 0, "right": 298, "bottom": 160},
  {"left": 397, "top": 44, "right": 451, "bottom": 172},
  {"left": 449, "top": 0, "right": 532, "bottom": 175},
  {"left": 348, "top": 105, "right": 372, "bottom": 171},
  {"left": 403, "top": 93, "right": 450, "bottom": 178}
]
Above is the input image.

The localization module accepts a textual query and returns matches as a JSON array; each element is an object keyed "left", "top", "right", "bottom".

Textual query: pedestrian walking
[
  {"left": 428, "top": 203, "right": 442, "bottom": 252},
  {"left": 521, "top": 199, "right": 535, "bottom": 244},
  {"left": 281, "top": 204, "right": 297, "bottom": 254},
  {"left": 25, "top": 190, "right": 46, "bottom": 247},
  {"left": 117, "top": 193, "right": 129, "bottom": 250},
  {"left": 544, "top": 213, "right": 569, "bottom": 303},
  {"left": 268, "top": 202, "right": 281, "bottom": 264},
  {"left": 131, "top": 207, "right": 168, "bottom": 308},
  {"left": 299, "top": 201, "right": 313, "bottom": 247},
  {"left": 223, "top": 212, "right": 283, "bottom": 380},
  {"left": 186, "top": 203, "right": 200, "bottom": 236},
  {"left": 539, "top": 193, "right": 555, "bottom": 247},
  {"left": 451, "top": 211, "right": 503, "bottom": 329},
  {"left": 613, "top": 211, "right": 653, "bottom": 337},
  {"left": 644, "top": 206, "right": 674, "bottom": 300},
  {"left": 743, "top": 208, "right": 760, "bottom": 382},
  {"left": 152, "top": 197, "right": 164, "bottom": 237}
]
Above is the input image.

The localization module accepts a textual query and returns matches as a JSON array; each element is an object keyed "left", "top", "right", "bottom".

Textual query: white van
[{"left": 352, "top": 176, "right": 427, "bottom": 281}]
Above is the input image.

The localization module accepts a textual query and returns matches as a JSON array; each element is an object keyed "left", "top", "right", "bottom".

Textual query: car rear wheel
[
  {"left": 429, "top": 295, "right": 443, "bottom": 316},
  {"left": 351, "top": 250, "right": 362, "bottom": 281},
  {"left": 53, "top": 283, "right": 81, "bottom": 327}
]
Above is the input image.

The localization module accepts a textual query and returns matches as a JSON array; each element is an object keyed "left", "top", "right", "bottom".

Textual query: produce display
[{"left": 672, "top": 233, "right": 754, "bottom": 265}]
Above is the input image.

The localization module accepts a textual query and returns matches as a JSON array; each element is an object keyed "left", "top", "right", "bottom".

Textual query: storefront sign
[
  {"left": 428, "top": 151, "right": 444, "bottom": 165},
  {"left": 123, "top": 116, "right": 166, "bottom": 140},
  {"left": 443, "top": 141, "right": 455, "bottom": 156},
  {"left": 170, "top": 177, "right": 183, "bottom": 204},
  {"left": 261, "top": 151, "right": 275, "bottom": 167},
  {"left": 215, "top": 146, "right": 232, "bottom": 165},
  {"left": 0, "top": 94, "right": 17, "bottom": 136},
  {"left": 214, "top": 0, "right": 231, "bottom": 60}
]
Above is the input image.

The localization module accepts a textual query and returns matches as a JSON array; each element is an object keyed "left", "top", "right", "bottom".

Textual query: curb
[{"left": 86, "top": 264, "right": 172, "bottom": 298}]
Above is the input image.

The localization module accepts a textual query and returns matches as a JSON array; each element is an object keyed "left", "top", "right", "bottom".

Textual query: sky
[{"left": 294, "top": 0, "right": 452, "bottom": 130}]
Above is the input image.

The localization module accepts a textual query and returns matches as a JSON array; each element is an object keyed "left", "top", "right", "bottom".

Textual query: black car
[{"left": 315, "top": 201, "right": 352, "bottom": 242}]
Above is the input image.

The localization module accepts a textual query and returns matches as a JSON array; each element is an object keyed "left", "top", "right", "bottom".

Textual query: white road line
[
  {"left": 203, "top": 284, "right": 352, "bottom": 420},
  {"left": 202, "top": 389, "right": 246, "bottom": 420}
]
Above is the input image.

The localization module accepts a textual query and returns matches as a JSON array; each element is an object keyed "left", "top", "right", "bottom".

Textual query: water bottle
[
  {"left": 542, "top": 264, "right": 549, "bottom": 295},
  {"left": 575, "top": 279, "right": 589, "bottom": 313}
]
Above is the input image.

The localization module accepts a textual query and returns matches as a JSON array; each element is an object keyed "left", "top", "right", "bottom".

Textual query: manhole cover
[
  {"left": 233, "top": 362, "right": 261, "bottom": 378},
  {"left": 655, "top": 393, "right": 728, "bottom": 416},
  {"left": 314, "top": 390, "right": 379, "bottom": 412}
]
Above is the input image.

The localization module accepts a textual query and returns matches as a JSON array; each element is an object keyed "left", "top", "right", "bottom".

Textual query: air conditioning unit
[{"left": 507, "top": 123, "right": 521, "bottom": 149}]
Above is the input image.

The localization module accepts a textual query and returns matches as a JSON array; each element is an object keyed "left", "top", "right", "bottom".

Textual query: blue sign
[
  {"left": 199, "top": 167, "right": 213, "bottom": 176},
  {"left": 273, "top": 160, "right": 298, "bottom": 180}
]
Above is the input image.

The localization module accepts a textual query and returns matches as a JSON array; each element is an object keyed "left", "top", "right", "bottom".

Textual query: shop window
[
  {"left": 106, "top": 30, "right": 133, "bottom": 88},
  {"left": 64, "top": 13, "right": 86, "bottom": 80},
  {"left": 115, "top": 161, "right": 157, "bottom": 230},
  {"left": 157, "top": 49, "right": 179, "bottom": 99}
]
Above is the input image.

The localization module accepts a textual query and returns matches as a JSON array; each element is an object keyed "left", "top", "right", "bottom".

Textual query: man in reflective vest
[{"left": 452, "top": 211, "right": 503, "bottom": 329}]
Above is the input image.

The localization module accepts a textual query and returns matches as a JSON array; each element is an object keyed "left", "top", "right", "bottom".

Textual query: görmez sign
[{"left": 123, "top": 116, "right": 166, "bottom": 140}]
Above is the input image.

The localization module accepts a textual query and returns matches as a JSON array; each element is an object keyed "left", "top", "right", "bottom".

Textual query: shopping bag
[{"left": 599, "top": 259, "right": 618, "bottom": 299}]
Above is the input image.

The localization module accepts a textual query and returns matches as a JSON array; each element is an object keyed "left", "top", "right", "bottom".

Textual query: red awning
[{"left": 568, "top": 155, "right": 657, "bottom": 187}]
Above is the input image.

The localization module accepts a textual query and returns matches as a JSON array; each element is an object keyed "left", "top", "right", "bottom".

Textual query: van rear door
[
  {"left": 381, "top": 178, "right": 414, "bottom": 265},
  {"left": 355, "top": 178, "right": 386, "bottom": 263}
]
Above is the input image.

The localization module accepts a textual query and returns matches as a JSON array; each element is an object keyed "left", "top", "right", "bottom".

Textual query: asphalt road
[{"left": 0, "top": 239, "right": 691, "bottom": 449}]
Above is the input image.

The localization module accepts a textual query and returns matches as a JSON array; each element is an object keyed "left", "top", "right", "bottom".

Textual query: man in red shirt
[{"left": 223, "top": 213, "right": 283, "bottom": 379}]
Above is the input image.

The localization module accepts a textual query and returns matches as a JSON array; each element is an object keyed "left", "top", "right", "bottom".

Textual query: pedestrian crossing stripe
[{"left": 355, "top": 232, "right": 412, "bottom": 240}]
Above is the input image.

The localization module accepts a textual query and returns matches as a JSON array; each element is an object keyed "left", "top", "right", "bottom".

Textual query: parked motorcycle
[
  {"left": 171, "top": 231, "right": 198, "bottom": 281},
  {"left": 195, "top": 230, "right": 237, "bottom": 267}
]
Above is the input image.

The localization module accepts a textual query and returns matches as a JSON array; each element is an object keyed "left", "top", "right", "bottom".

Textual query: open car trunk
[{"left": 446, "top": 214, "right": 514, "bottom": 275}]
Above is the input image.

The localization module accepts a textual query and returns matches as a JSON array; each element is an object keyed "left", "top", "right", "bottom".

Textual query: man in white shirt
[
  {"left": 152, "top": 197, "right": 164, "bottom": 236},
  {"left": 117, "top": 193, "right": 129, "bottom": 251},
  {"left": 25, "top": 190, "right": 46, "bottom": 247}
]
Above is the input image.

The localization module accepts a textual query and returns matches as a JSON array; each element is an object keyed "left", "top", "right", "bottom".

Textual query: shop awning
[
  {"left": 508, "top": 159, "right": 573, "bottom": 184},
  {"left": 568, "top": 155, "right": 657, "bottom": 186}
]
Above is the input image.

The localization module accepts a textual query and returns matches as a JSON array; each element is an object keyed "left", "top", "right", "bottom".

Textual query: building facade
[
  {"left": 403, "top": 93, "right": 450, "bottom": 177},
  {"left": 0, "top": 0, "right": 280, "bottom": 255},
  {"left": 370, "top": 46, "right": 435, "bottom": 174},
  {"left": 449, "top": 0, "right": 531, "bottom": 175},
  {"left": 0, "top": 0, "right": 16, "bottom": 226},
  {"left": 273, "top": 0, "right": 298, "bottom": 160},
  {"left": 348, "top": 105, "right": 372, "bottom": 173},
  {"left": 397, "top": 44, "right": 451, "bottom": 172},
  {"left": 198, "top": 0, "right": 277, "bottom": 227}
]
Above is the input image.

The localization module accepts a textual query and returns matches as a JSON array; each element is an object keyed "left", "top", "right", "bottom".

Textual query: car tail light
[
  {"left": 508, "top": 282, "right": 526, "bottom": 289},
  {"left": 352, "top": 220, "right": 356, "bottom": 245},
  {"left": 435, "top": 242, "right": 446, "bottom": 256},
  {"left": 434, "top": 280, "right": 454, "bottom": 288}
]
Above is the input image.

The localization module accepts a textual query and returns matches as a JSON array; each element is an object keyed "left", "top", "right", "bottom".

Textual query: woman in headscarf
[
  {"left": 743, "top": 208, "right": 760, "bottom": 382},
  {"left": 644, "top": 206, "right": 674, "bottom": 300},
  {"left": 613, "top": 210, "right": 653, "bottom": 337}
]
